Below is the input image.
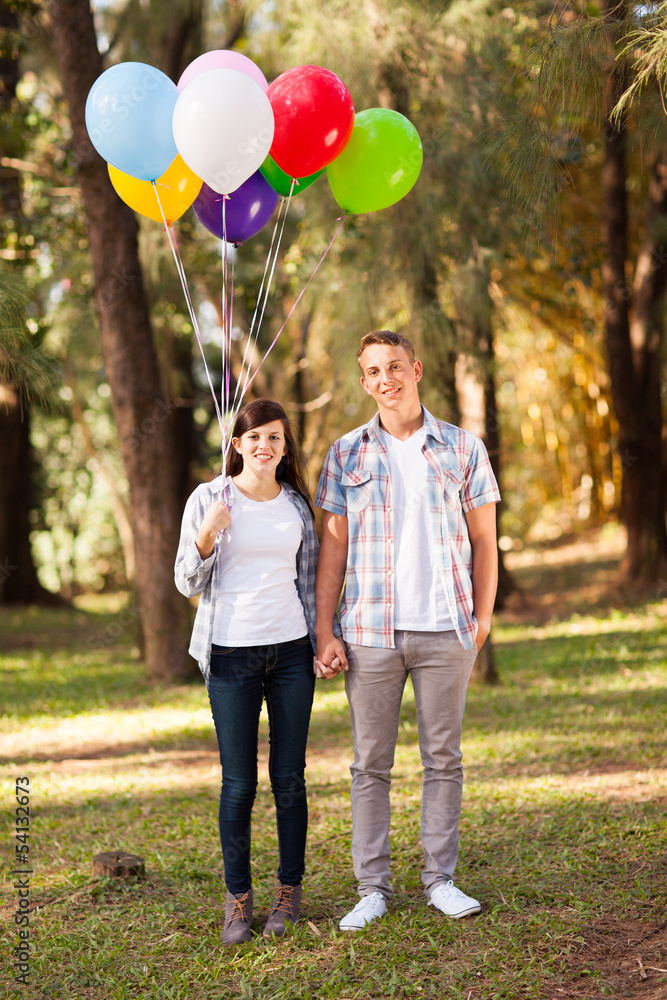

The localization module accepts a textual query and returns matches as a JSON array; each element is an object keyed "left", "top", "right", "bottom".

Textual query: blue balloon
[{"left": 85, "top": 62, "right": 179, "bottom": 181}]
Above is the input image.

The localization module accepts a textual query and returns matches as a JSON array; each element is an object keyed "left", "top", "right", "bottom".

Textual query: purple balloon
[{"left": 193, "top": 171, "right": 279, "bottom": 243}]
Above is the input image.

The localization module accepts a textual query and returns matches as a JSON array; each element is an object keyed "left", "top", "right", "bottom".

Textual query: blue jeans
[{"left": 207, "top": 636, "right": 315, "bottom": 894}]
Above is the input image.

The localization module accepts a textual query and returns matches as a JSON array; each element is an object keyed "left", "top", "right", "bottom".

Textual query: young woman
[{"left": 174, "top": 398, "right": 324, "bottom": 945}]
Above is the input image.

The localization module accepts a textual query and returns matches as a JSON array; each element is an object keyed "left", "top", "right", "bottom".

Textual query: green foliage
[
  {"left": 614, "top": 0, "right": 667, "bottom": 118},
  {"left": 0, "top": 262, "right": 61, "bottom": 408},
  {"left": 30, "top": 411, "right": 128, "bottom": 596}
]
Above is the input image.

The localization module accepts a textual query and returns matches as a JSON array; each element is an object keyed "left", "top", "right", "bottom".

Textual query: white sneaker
[
  {"left": 339, "top": 891, "right": 388, "bottom": 931},
  {"left": 428, "top": 880, "right": 481, "bottom": 919}
]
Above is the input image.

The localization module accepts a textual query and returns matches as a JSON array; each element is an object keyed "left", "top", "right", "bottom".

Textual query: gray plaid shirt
[{"left": 174, "top": 475, "right": 320, "bottom": 684}]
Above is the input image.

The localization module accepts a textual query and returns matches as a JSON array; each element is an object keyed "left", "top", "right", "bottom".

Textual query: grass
[{"left": 1, "top": 532, "right": 666, "bottom": 999}]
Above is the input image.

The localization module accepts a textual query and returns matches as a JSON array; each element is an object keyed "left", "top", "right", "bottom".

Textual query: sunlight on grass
[{"left": 0, "top": 704, "right": 214, "bottom": 757}]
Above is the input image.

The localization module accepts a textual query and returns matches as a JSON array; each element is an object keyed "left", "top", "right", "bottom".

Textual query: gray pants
[{"left": 344, "top": 630, "right": 477, "bottom": 900}]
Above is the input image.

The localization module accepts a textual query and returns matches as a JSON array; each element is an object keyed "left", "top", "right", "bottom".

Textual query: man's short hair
[{"left": 356, "top": 331, "right": 416, "bottom": 369}]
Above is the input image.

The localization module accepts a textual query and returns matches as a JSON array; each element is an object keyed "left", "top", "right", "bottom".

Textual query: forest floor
[{"left": 1, "top": 525, "right": 666, "bottom": 999}]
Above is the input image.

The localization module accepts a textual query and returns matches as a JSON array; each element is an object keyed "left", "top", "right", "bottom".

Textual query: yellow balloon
[{"left": 108, "top": 155, "right": 203, "bottom": 224}]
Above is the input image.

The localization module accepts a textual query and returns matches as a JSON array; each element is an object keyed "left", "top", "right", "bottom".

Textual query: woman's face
[{"left": 232, "top": 420, "right": 287, "bottom": 477}]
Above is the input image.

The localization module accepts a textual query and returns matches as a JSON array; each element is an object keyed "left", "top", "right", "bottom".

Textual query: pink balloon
[{"left": 178, "top": 51, "right": 268, "bottom": 92}]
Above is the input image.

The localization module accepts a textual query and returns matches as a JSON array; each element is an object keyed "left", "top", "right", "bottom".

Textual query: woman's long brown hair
[{"left": 226, "top": 398, "right": 313, "bottom": 512}]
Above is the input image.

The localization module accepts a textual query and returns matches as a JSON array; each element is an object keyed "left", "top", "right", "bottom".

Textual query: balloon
[
  {"left": 85, "top": 62, "right": 179, "bottom": 180},
  {"left": 193, "top": 172, "right": 279, "bottom": 243},
  {"left": 259, "top": 155, "right": 323, "bottom": 197},
  {"left": 327, "top": 108, "right": 423, "bottom": 214},
  {"left": 108, "top": 155, "right": 203, "bottom": 224},
  {"left": 178, "top": 50, "right": 268, "bottom": 92},
  {"left": 267, "top": 65, "right": 354, "bottom": 177},
  {"left": 173, "top": 69, "right": 274, "bottom": 195}
]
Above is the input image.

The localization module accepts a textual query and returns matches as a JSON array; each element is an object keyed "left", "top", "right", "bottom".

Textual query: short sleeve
[
  {"left": 316, "top": 445, "right": 347, "bottom": 516},
  {"left": 460, "top": 436, "right": 501, "bottom": 513}
]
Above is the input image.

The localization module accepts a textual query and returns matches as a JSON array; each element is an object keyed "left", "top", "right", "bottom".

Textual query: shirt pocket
[
  {"left": 342, "top": 469, "right": 373, "bottom": 514},
  {"left": 441, "top": 469, "right": 465, "bottom": 513}
]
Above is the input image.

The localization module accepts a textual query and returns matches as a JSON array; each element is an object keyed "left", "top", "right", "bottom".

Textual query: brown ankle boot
[
  {"left": 221, "top": 889, "right": 253, "bottom": 945},
  {"left": 262, "top": 883, "right": 302, "bottom": 938}
]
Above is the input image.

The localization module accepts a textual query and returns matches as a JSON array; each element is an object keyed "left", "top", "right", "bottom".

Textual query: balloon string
[
  {"left": 220, "top": 180, "right": 296, "bottom": 469},
  {"left": 236, "top": 179, "right": 296, "bottom": 409},
  {"left": 227, "top": 247, "right": 236, "bottom": 446},
  {"left": 151, "top": 182, "right": 224, "bottom": 439},
  {"left": 243, "top": 214, "right": 346, "bottom": 398},
  {"left": 229, "top": 193, "right": 289, "bottom": 417},
  {"left": 225, "top": 244, "right": 233, "bottom": 449},
  {"left": 221, "top": 196, "right": 228, "bottom": 468},
  {"left": 232, "top": 182, "right": 294, "bottom": 413}
]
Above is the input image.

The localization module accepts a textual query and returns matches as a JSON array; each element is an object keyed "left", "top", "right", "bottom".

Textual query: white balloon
[{"left": 173, "top": 69, "right": 275, "bottom": 195}]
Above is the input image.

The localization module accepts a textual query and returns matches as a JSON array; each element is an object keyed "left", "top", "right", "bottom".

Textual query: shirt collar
[
  {"left": 364, "top": 406, "right": 446, "bottom": 446},
  {"left": 208, "top": 474, "right": 304, "bottom": 511}
]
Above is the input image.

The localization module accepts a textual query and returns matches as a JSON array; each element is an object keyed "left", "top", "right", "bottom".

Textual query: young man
[{"left": 315, "top": 331, "right": 500, "bottom": 930}]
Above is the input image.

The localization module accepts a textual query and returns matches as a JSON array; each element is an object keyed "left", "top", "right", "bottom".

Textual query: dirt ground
[{"left": 555, "top": 919, "right": 667, "bottom": 999}]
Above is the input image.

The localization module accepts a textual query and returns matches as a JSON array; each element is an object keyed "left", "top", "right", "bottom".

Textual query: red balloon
[{"left": 267, "top": 65, "right": 354, "bottom": 178}]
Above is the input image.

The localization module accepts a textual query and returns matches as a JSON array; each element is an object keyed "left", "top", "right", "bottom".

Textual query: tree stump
[{"left": 92, "top": 852, "right": 145, "bottom": 878}]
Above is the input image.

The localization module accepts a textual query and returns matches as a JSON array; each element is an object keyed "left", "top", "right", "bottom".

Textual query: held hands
[
  {"left": 195, "top": 500, "right": 232, "bottom": 559},
  {"left": 314, "top": 656, "right": 342, "bottom": 679},
  {"left": 313, "top": 636, "right": 349, "bottom": 680}
]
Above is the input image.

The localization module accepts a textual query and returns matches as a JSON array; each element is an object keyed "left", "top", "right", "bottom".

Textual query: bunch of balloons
[{"left": 85, "top": 51, "right": 423, "bottom": 241}]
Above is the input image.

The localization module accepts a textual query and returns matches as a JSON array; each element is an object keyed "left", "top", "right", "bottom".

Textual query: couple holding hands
[{"left": 174, "top": 330, "right": 500, "bottom": 945}]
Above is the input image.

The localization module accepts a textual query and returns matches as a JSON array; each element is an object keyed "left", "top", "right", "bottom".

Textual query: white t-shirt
[
  {"left": 212, "top": 481, "right": 308, "bottom": 646},
  {"left": 379, "top": 425, "right": 453, "bottom": 631}
]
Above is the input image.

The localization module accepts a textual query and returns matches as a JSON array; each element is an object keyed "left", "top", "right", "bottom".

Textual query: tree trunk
[
  {"left": 160, "top": 0, "right": 204, "bottom": 84},
  {"left": 49, "top": 0, "right": 195, "bottom": 680},
  {"left": 625, "top": 156, "right": 667, "bottom": 578},
  {"left": 455, "top": 245, "right": 519, "bottom": 619},
  {"left": 602, "top": 2, "right": 667, "bottom": 582},
  {"left": 292, "top": 311, "right": 313, "bottom": 447},
  {"left": 415, "top": 255, "right": 460, "bottom": 424},
  {"left": 0, "top": 387, "right": 65, "bottom": 604},
  {"left": 477, "top": 296, "right": 519, "bottom": 612},
  {"left": 470, "top": 639, "right": 499, "bottom": 686},
  {"left": 0, "top": 0, "right": 65, "bottom": 606}
]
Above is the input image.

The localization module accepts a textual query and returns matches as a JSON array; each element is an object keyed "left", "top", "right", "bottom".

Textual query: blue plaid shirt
[
  {"left": 174, "top": 475, "right": 320, "bottom": 683},
  {"left": 316, "top": 408, "right": 500, "bottom": 650}
]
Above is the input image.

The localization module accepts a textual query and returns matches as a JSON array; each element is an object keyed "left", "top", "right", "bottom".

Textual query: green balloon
[
  {"left": 327, "top": 108, "right": 423, "bottom": 214},
  {"left": 259, "top": 155, "right": 324, "bottom": 197}
]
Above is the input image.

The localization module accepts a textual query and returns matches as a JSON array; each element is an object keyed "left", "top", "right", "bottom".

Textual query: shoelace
[
  {"left": 270, "top": 885, "right": 296, "bottom": 916},
  {"left": 354, "top": 895, "right": 382, "bottom": 912},
  {"left": 229, "top": 891, "right": 251, "bottom": 923}
]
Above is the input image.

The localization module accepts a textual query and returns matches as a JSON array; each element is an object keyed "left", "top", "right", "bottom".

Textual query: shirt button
[{"left": 388, "top": 570, "right": 393, "bottom": 577}]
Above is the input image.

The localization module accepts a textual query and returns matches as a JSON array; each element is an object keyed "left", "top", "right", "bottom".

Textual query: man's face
[{"left": 359, "top": 344, "right": 422, "bottom": 413}]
